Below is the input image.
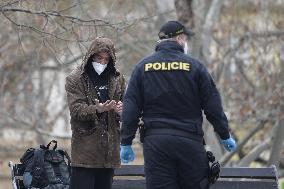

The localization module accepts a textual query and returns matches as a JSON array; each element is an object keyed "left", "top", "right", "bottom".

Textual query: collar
[{"left": 155, "top": 40, "right": 184, "bottom": 53}]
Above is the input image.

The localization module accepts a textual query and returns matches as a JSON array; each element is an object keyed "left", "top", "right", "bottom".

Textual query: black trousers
[
  {"left": 70, "top": 167, "right": 114, "bottom": 189},
  {"left": 143, "top": 135, "right": 209, "bottom": 189}
]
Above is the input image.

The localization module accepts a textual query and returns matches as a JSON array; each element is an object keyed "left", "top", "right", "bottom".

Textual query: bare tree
[
  {"left": 174, "top": 0, "right": 284, "bottom": 169},
  {"left": 0, "top": 0, "right": 177, "bottom": 152},
  {"left": 1, "top": 0, "right": 284, "bottom": 171},
  {"left": 268, "top": 43, "right": 284, "bottom": 169}
]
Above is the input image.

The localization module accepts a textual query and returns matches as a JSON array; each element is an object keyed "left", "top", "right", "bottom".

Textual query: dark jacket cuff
[
  {"left": 121, "top": 137, "right": 134, "bottom": 146},
  {"left": 219, "top": 132, "right": 230, "bottom": 140}
]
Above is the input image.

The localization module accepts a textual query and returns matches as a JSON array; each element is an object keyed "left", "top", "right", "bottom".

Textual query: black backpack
[{"left": 20, "top": 140, "right": 71, "bottom": 189}]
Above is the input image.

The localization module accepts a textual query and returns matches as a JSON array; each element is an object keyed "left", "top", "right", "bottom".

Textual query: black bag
[
  {"left": 20, "top": 140, "right": 71, "bottom": 189},
  {"left": 206, "top": 151, "right": 220, "bottom": 184}
]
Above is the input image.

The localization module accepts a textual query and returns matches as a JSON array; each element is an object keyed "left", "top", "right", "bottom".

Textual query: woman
[{"left": 65, "top": 37, "right": 126, "bottom": 189}]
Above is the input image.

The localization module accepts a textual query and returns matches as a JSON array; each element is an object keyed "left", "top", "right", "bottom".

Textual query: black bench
[
  {"left": 9, "top": 162, "right": 279, "bottom": 189},
  {"left": 113, "top": 165, "right": 279, "bottom": 189}
]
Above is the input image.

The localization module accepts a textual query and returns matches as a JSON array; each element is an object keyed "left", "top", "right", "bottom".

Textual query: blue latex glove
[
  {"left": 120, "top": 145, "right": 135, "bottom": 163},
  {"left": 221, "top": 137, "right": 237, "bottom": 152}
]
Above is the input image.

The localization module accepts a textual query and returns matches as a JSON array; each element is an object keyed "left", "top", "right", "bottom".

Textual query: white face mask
[
  {"left": 92, "top": 61, "right": 108, "bottom": 75},
  {"left": 183, "top": 41, "right": 188, "bottom": 54}
]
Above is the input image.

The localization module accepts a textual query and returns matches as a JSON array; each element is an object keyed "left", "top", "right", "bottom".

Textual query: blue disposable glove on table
[
  {"left": 120, "top": 145, "right": 135, "bottom": 163},
  {"left": 221, "top": 137, "right": 237, "bottom": 152}
]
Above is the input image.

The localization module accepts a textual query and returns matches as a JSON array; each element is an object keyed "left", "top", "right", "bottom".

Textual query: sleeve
[
  {"left": 120, "top": 75, "right": 126, "bottom": 101},
  {"left": 120, "top": 65, "right": 143, "bottom": 145},
  {"left": 198, "top": 64, "right": 230, "bottom": 140},
  {"left": 65, "top": 76, "right": 97, "bottom": 121}
]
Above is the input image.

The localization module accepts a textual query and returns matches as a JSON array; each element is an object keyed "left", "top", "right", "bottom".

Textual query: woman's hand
[
  {"left": 114, "top": 101, "right": 123, "bottom": 116},
  {"left": 95, "top": 99, "right": 116, "bottom": 113}
]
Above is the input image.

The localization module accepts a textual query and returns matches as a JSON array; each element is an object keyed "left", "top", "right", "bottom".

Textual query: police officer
[{"left": 120, "top": 21, "right": 237, "bottom": 189}]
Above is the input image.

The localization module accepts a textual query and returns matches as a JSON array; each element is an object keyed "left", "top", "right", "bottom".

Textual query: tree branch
[
  {"left": 235, "top": 58, "right": 256, "bottom": 90},
  {"left": 1, "top": 8, "right": 111, "bottom": 25},
  {"left": 220, "top": 120, "right": 268, "bottom": 166},
  {"left": 237, "top": 139, "right": 270, "bottom": 167}
]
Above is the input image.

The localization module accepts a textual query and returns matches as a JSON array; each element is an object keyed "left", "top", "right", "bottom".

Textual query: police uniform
[{"left": 121, "top": 21, "right": 230, "bottom": 189}]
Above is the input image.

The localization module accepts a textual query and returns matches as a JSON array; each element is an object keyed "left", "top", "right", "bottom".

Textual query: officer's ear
[{"left": 175, "top": 35, "right": 185, "bottom": 47}]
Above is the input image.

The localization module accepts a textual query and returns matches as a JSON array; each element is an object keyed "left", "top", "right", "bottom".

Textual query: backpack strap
[
  {"left": 31, "top": 149, "right": 48, "bottom": 188},
  {"left": 63, "top": 150, "right": 71, "bottom": 167},
  {"left": 46, "top": 140, "right": 58, "bottom": 150},
  {"left": 64, "top": 150, "right": 71, "bottom": 175},
  {"left": 58, "top": 149, "right": 71, "bottom": 175},
  {"left": 20, "top": 148, "right": 35, "bottom": 164}
]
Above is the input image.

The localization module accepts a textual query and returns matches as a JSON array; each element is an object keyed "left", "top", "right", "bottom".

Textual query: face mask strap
[{"left": 183, "top": 41, "right": 188, "bottom": 54}]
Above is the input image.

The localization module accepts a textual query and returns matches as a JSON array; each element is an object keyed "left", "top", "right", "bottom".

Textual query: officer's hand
[
  {"left": 95, "top": 99, "right": 116, "bottom": 113},
  {"left": 120, "top": 145, "right": 135, "bottom": 163},
  {"left": 221, "top": 137, "right": 237, "bottom": 152}
]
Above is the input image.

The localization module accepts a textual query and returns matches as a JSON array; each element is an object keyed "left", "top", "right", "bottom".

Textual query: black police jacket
[{"left": 121, "top": 40, "right": 230, "bottom": 145}]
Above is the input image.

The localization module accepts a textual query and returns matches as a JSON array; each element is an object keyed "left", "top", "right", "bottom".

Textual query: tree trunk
[
  {"left": 174, "top": 0, "right": 204, "bottom": 57},
  {"left": 155, "top": 0, "right": 175, "bottom": 25},
  {"left": 174, "top": 0, "right": 228, "bottom": 160},
  {"left": 174, "top": 0, "right": 194, "bottom": 27},
  {"left": 201, "top": 0, "right": 224, "bottom": 64},
  {"left": 267, "top": 43, "right": 284, "bottom": 168}
]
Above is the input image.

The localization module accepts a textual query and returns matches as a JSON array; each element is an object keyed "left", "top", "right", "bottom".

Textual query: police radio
[{"left": 207, "top": 151, "right": 220, "bottom": 184}]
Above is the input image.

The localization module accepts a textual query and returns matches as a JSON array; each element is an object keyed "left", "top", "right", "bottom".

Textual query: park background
[{"left": 0, "top": 0, "right": 283, "bottom": 188}]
